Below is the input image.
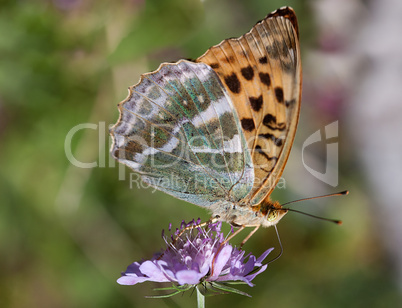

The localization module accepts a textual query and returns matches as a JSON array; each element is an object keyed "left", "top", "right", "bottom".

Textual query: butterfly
[{"left": 110, "top": 7, "right": 302, "bottom": 236}]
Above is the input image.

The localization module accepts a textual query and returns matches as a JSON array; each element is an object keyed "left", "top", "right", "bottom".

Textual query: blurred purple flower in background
[{"left": 117, "top": 220, "right": 273, "bottom": 297}]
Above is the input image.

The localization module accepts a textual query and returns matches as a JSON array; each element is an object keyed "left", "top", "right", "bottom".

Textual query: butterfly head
[{"left": 260, "top": 198, "right": 288, "bottom": 228}]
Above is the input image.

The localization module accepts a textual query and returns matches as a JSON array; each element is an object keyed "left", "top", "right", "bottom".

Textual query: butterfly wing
[
  {"left": 197, "top": 7, "right": 302, "bottom": 205},
  {"left": 110, "top": 60, "right": 254, "bottom": 207}
]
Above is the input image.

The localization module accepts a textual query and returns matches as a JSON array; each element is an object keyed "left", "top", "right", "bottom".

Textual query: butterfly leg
[
  {"left": 240, "top": 225, "right": 260, "bottom": 247},
  {"left": 220, "top": 225, "right": 246, "bottom": 246},
  {"left": 218, "top": 224, "right": 260, "bottom": 247}
]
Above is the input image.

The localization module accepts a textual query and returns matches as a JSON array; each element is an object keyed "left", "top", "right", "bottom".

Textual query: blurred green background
[{"left": 1, "top": 0, "right": 401, "bottom": 307}]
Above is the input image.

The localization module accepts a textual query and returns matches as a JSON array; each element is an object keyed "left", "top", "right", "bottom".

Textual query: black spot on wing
[
  {"left": 275, "top": 87, "right": 284, "bottom": 103},
  {"left": 258, "top": 133, "right": 284, "bottom": 147},
  {"left": 255, "top": 145, "right": 278, "bottom": 161},
  {"left": 241, "top": 118, "right": 255, "bottom": 132},
  {"left": 224, "top": 73, "right": 241, "bottom": 94},
  {"left": 259, "top": 56, "right": 268, "bottom": 64},
  {"left": 241, "top": 66, "right": 254, "bottom": 81},
  {"left": 263, "top": 114, "right": 276, "bottom": 129},
  {"left": 263, "top": 114, "right": 286, "bottom": 131},
  {"left": 210, "top": 63, "right": 220, "bottom": 69},
  {"left": 249, "top": 95, "right": 263, "bottom": 112},
  {"left": 259, "top": 72, "right": 271, "bottom": 87}
]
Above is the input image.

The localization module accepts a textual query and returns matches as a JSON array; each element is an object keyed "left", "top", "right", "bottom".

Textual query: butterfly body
[
  {"left": 210, "top": 197, "right": 287, "bottom": 227},
  {"left": 111, "top": 7, "right": 301, "bottom": 229}
]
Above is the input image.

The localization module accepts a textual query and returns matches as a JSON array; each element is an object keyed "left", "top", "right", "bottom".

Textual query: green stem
[{"left": 196, "top": 286, "right": 205, "bottom": 308}]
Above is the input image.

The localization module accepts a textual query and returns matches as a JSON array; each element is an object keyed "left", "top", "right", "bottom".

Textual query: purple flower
[{"left": 117, "top": 219, "right": 273, "bottom": 295}]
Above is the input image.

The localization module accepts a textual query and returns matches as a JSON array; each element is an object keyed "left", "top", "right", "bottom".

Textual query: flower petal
[
  {"left": 209, "top": 245, "right": 232, "bottom": 280},
  {"left": 124, "top": 262, "right": 142, "bottom": 275},
  {"left": 176, "top": 270, "right": 203, "bottom": 285},
  {"left": 256, "top": 248, "right": 274, "bottom": 265},
  {"left": 199, "top": 262, "right": 210, "bottom": 277},
  {"left": 139, "top": 261, "right": 169, "bottom": 282},
  {"left": 240, "top": 255, "right": 256, "bottom": 276},
  {"left": 117, "top": 275, "right": 150, "bottom": 285},
  {"left": 245, "top": 264, "right": 268, "bottom": 282}
]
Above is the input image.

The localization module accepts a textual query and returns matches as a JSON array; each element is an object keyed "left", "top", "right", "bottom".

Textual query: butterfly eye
[{"left": 267, "top": 210, "right": 278, "bottom": 222}]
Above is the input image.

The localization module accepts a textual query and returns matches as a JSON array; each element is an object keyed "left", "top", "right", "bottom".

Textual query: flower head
[{"left": 117, "top": 219, "right": 273, "bottom": 296}]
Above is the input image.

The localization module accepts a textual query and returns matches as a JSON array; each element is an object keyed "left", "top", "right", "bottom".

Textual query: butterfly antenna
[
  {"left": 267, "top": 225, "right": 283, "bottom": 265},
  {"left": 283, "top": 208, "right": 342, "bottom": 225},
  {"left": 281, "top": 190, "right": 348, "bottom": 225},
  {"left": 282, "top": 190, "right": 349, "bottom": 207}
]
